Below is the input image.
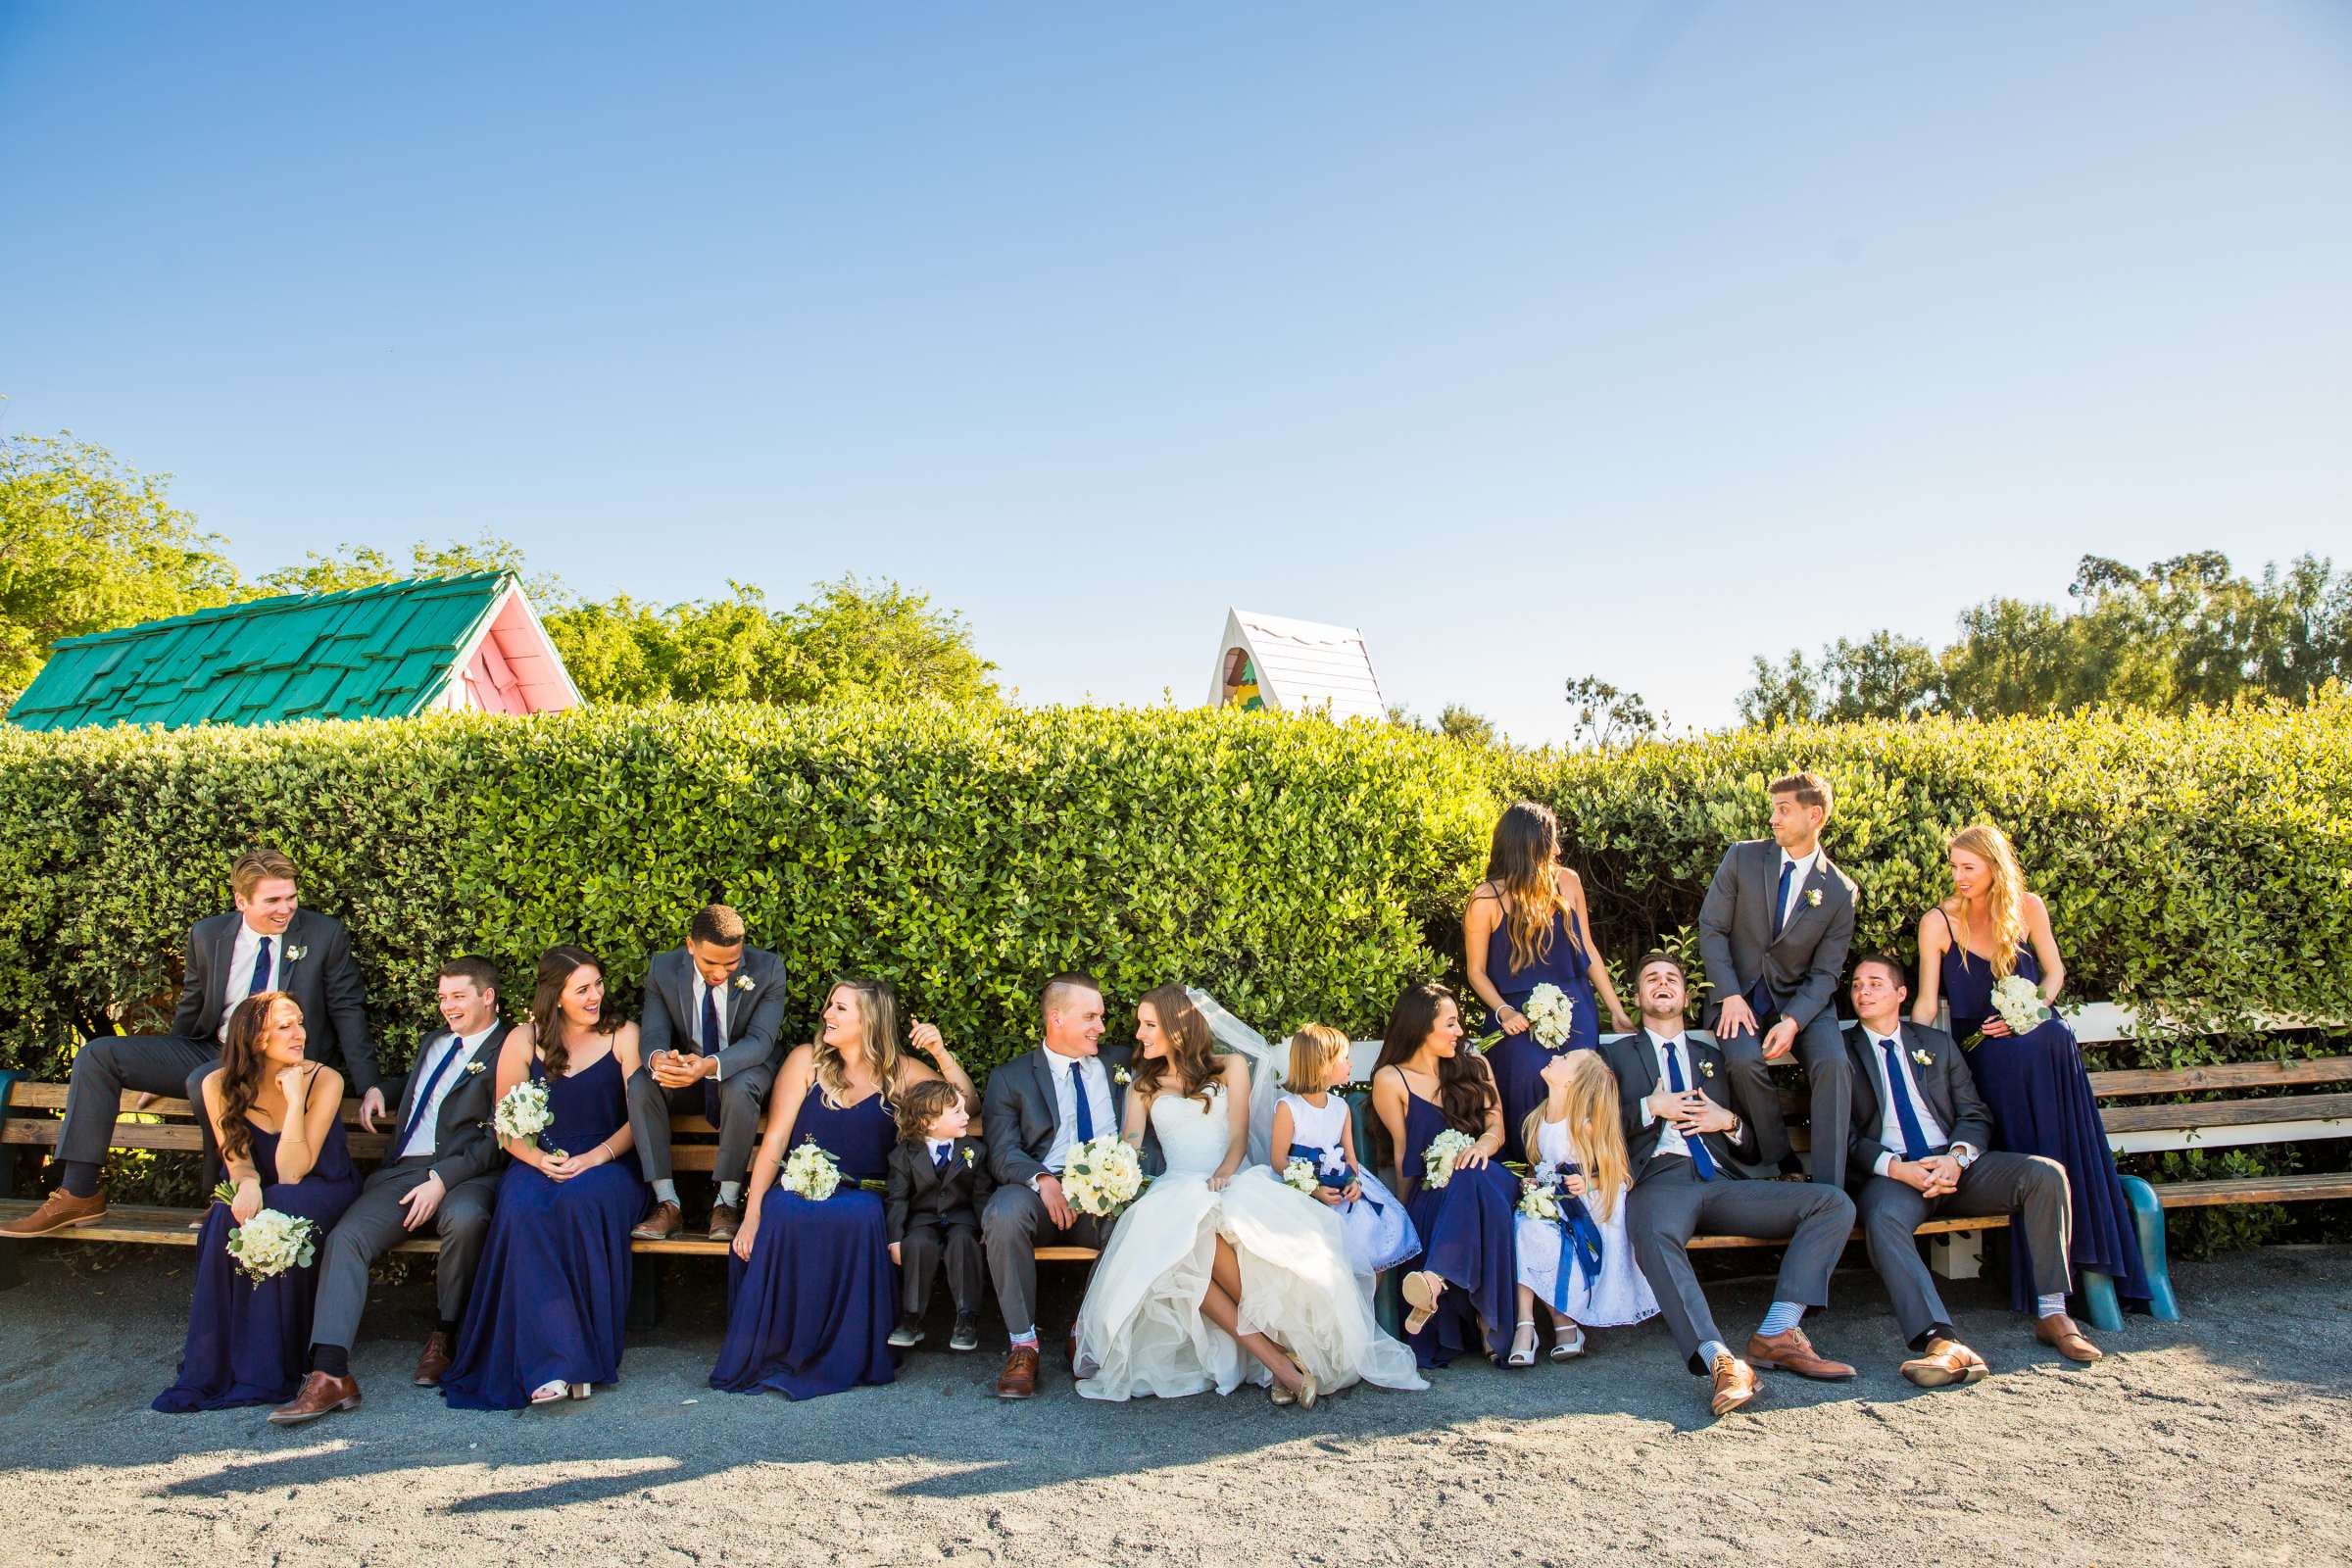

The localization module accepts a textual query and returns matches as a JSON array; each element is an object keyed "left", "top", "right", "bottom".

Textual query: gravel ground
[{"left": 1, "top": 1242, "right": 2346, "bottom": 1568}]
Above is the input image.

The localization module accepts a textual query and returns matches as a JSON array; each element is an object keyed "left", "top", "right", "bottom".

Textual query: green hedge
[{"left": 4, "top": 695, "right": 2346, "bottom": 1249}]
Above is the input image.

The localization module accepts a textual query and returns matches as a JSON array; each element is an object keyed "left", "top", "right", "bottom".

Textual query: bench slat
[
  {"left": 2086, "top": 1056, "right": 2352, "bottom": 1098},
  {"left": 2101, "top": 1092, "right": 2352, "bottom": 1135},
  {"left": 2153, "top": 1172, "right": 2352, "bottom": 1208}
]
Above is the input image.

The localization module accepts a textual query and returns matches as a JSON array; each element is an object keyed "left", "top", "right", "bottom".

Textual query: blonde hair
[
  {"left": 1947, "top": 822, "right": 2029, "bottom": 980},
  {"left": 1284, "top": 1024, "right": 1350, "bottom": 1095},
  {"left": 231, "top": 848, "right": 299, "bottom": 901},
  {"left": 814, "top": 979, "right": 904, "bottom": 1110},
  {"left": 1517, "top": 1052, "right": 1631, "bottom": 1222}
]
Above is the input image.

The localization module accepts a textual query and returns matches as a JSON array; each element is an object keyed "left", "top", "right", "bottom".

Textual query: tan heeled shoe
[
  {"left": 1295, "top": 1373, "right": 1319, "bottom": 1411},
  {"left": 1400, "top": 1270, "right": 1445, "bottom": 1335}
]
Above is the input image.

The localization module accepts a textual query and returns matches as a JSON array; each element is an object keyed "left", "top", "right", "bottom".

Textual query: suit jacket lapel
[
  {"left": 1029, "top": 1049, "right": 1060, "bottom": 1152},
  {"left": 1846, "top": 1030, "right": 1881, "bottom": 1132},
  {"left": 1748, "top": 841, "right": 1779, "bottom": 946},
  {"left": 1900, "top": 1021, "right": 1954, "bottom": 1130}
]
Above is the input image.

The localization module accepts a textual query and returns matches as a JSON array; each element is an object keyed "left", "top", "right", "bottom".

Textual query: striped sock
[
  {"left": 1699, "top": 1339, "right": 1733, "bottom": 1367},
  {"left": 1758, "top": 1301, "right": 1804, "bottom": 1337},
  {"left": 2036, "top": 1293, "right": 2067, "bottom": 1317}
]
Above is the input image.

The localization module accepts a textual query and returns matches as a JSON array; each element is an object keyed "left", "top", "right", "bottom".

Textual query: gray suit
[
  {"left": 59, "top": 907, "right": 376, "bottom": 1179},
  {"left": 1843, "top": 1020, "right": 2073, "bottom": 1347},
  {"left": 1604, "top": 1029, "right": 1856, "bottom": 1373},
  {"left": 1698, "top": 839, "right": 1859, "bottom": 1184},
  {"left": 312, "top": 1020, "right": 511, "bottom": 1350},
  {"left": 627, "top": 946, "right": 788, "bottom": 1188},
  {"left": 979, "top": 1044, "right": 1139, "bottom": 1340}
]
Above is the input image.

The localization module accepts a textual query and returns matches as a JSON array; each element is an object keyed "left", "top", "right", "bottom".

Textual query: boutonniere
[
  {"left": 1805, "top": 890, "right": 1823, "bottom": 908},
  {"left": 733, "top": 973, "right": 755, "bottom": 992},
  {"left": 284, "top": 944, "right": 309, "bottom": 963},
  {"left": 1911, "top": 1049, "right": 1934, "bottom": 1067},
  {"left": 465, "top": 1059, "right": 487, "bottom": 1076},
  {"left": 1698, "top": 1059, "right": 1716, "bottom": 1079},
  {"left": 1113, "top": 1067, "right": 1133, "bottom": 1086},
  {"left": 961, "top": 1148, "right": 976, "bottom": 1168}
]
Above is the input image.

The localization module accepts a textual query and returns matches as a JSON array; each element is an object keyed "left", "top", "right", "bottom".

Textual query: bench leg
[
  {"left": 1374, "top": 1267, "right": 1404, "bottom": 1340},
  {"left": 1927, "top": 1230, "right": 1983, "bottom": 1281},
  {"left": 2122, "top": 1175, "right": 2180, "bottom": 1322},
  {"left": 628, "top": 1258, "right": 663, "bottom": 1331},
  {"left": 2076, "top": 1269, "right": 2124, "bottom": 1333}
]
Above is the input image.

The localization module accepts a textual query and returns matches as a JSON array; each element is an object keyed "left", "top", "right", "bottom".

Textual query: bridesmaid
[
  {"left": 156, "top": 993, "right": 361, "bottom": 1411},
  {"left": 713, "top": 979, "right": 974, "bottom": 1400},
  {"left": 1914, "top": 822, "right": 2150, "bottom": 1339},
  {"left": 1463, "top": 801, "right": 1632, "bottom": 1136},
  {"left": 1370, "top": 982, "right": 1520, "bottom": 1369},
  {"left": 441, "top": 947, "right": 649, "bottom": 1409}
]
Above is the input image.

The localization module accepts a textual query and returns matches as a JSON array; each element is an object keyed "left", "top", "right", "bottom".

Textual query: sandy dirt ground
[{"left": 0, "top": 1242, "right": 2345, "bottom": 1568}]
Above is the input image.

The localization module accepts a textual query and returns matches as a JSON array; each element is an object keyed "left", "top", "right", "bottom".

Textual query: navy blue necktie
[
  {"left": 1071, "top": 1061, "right": 1095, "bottom": 1143},
  {"left": 248, "top": 935, "right": 274, "bottom": 1000},
  {"left": 701, "top": 985, "right": 721, "bottom": 1054},
  {"left": 1880, "top": 1039, "right": 1933, "bottom": 1161},
  {"left": 1771, "top": 859, "right": 1794, "bottom": 938},
  {"left": 397, "top": 1036, "right": 463, "bottom": 1155},
  {"left": 1662, "top": 1045, "right": 1717, "bottom": 1180},
  {"left": 936, "top": 1144, "right": 953, "bottom": 1171}
]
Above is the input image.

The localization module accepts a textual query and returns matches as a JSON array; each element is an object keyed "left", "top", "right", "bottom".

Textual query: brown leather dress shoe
[
  {"left": 706, "top": 1203, "right": 742, "bottom": 1243},
  {"left": 996, "top": 1345, "right": 1042, "bottom": 1399},
  {"left": 1709, "top": 1352, "right": 1762, "bottom": 1416},
  {"left": 1746, "top": 1327, "right": 1857, "bottom": 1380},
  {"left": 268, "top": 1370, "right": 362, "bottom": 1426},
  {"left": 2034, "top": 1312, "right": 2103, "bottom": 1363},
  {"left": 412, "top": 1332, "right": 454, "bottom": 1387},
  {"left": 630, "top": 1200, "right": 683, "bottom": 1242},
  {"left": 1900, "top": 1336, "right": 1990, "bottom": 1388},
  {"left": 0, "top": 1189, "right": 107, "bottom": 1238}
]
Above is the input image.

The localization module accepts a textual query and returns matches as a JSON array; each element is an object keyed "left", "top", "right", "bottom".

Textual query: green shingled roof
[{"left": 6, "top": 571, "right": 514, "bottom": 732}]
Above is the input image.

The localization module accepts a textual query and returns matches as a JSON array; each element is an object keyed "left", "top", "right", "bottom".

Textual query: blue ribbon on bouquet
[
  {"left": 1292, "top": 1145, "right": 1385, "bottom": 1216},
  {"left": 1543, "top": 1162, "right": 1606, "bottom": 1314}
]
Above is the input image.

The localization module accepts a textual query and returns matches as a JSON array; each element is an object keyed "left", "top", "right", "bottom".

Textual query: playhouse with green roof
[{"left": 5, "top": 571, "right": 581, "bottom": 732}]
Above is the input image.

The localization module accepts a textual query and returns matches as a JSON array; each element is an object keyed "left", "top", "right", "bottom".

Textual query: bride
[{"left": 1072, "top": 984, "right": 1426, "bottom": 1406}]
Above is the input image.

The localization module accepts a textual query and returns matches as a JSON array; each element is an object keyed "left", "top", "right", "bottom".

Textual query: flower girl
[
  {"left": 1268, "top": 1026, "right": 1417, "bottom": 1281},
  {"left": 1508, "top": 1050, "right": 1656, "bottom": 1366}
]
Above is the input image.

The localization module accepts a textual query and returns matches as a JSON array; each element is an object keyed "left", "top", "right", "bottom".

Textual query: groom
[
  {"left": 981, "top": 972, "right": 1136, "bottom": 1400},
  {"left": 1699, "top": 771, "right": 1860, "bottom": 1185}
]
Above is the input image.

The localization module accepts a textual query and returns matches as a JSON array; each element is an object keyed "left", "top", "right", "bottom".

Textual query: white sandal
[
  {"left": 1506, "top": 1320, "right": 1539, "bottom": 1368},
  {"left": 1550, "top": 1323, "right": 1588, "bottom": 1361},
  {"left": 528, "top": 1380, "right": 568, "bottom": 1405}
]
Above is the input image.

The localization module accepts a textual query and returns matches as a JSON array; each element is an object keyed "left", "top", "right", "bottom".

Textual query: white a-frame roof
[{"left": 1209, "top": 608, "right": 1387, "bottom": 721}]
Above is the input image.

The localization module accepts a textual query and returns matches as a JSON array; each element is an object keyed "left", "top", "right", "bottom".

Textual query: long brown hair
[
  {"left": 1517, "top": 1051, "right": 1630, "bottom": 1222},
  {"left": 814, "top": 979, "right": 904, "bottom": 1109},
  {"left": 1131, "top": 983, "right": 1219, "bottom": 1108},
  {"left": 1486, "top": 801, "right": 1570, "bottom": 974},
  {"left": 1947, "top": 822, "right": 2030, "bottom": 980},
  {"left": 1373, "top": 982, "right": 1495, "bottom": 1136},
  {"left": 529, "top": 946, "right": 620, "bottom": 1077},
  {"left": 217, "top": 991, "right": 302, "bottom": 1165}
]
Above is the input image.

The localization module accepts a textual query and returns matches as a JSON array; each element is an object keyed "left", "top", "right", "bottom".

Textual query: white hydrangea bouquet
[
  {"left": 782, "top": 1138, "right": 844, "bottom": 1201},
  {"left": 1516, "top": 1161, "right": 1564, "bottom": 1221},
  {"left": 493, "top": 1079, "right": 561, "bottom": 1158},
  {"left": 1281, "top": 1157, "right": 1320, "bottom": 1196},
  {"left": 1421, "top": 1128, "right": 1476, "bottom": 1189},
  {"left": 1521, "top": 983, "right": 1577, "bottom": 1050},
  {"left": 1062, "top": 1134, "right": 1146, "bottom": 1216},
  {"left": 209, "top": 1182, "right": 318, "bottom": 1286},
  {"left": 1990, "top": 974, "right": 2053, "bottom": 1036}
]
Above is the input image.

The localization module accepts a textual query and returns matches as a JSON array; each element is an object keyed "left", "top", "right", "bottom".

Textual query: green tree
[
  {"left": 1435, "top": 703, "right": 1497, "bottom": 748},
  {"left": 0, "top": 433, "right": 242, "bottom": 696},
  {"left": 251, "top": 534, "right": 564, "bottom": 606},
  {"left": 1562, "top": 673, "right": 1666, "bottom": 748}
]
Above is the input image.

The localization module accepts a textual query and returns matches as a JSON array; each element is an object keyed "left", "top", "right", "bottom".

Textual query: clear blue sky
[{"left": 5, "top": 2, "right": 2348, "bottom": 739}]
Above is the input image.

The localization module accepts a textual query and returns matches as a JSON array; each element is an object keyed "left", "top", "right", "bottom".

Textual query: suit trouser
[
  {"left": 1719, "top": 1006, "right": 1853, "bottom": 1184},
  {"left": 1856, "top": 1152, "right": 2073, "bottom": 1347},
  {"left": 311, "top": 1156, "right": 501, "bottom": 1351},
  {"left": 901, "top": 1213, "right": 985, "bottom": 1319},
  {"left": 58, "top": 1033, "right": 218, "bottom": 1179},
  {"left": 627, "top": 1061, "right": 775, "bottom": 1188},
  {"left": 981, "top": 1183, "right": 1115, "bottom": 1338},
  {"left": 1627, "top": 1161, "right": 1855, "bottom": 1373}
]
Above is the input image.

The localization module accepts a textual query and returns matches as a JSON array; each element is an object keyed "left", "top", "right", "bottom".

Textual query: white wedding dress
[{"left": 1071, "top": 1086, "right": 1427, "bottom": 1402}]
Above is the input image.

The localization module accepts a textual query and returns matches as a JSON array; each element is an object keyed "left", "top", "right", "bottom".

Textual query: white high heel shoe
[{"left": 1505, "top": 1320, "right": 1540, "bottom": 1368}]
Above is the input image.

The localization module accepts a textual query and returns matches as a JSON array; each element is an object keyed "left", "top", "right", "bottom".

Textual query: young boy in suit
[{"left": 886, "top": 1079, "right": 993, "bottom": 1351}]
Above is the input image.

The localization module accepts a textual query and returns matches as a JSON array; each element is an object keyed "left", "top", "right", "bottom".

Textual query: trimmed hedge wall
[{"left": 3, "top": 695, "right": 2346, "bottom": 1246}]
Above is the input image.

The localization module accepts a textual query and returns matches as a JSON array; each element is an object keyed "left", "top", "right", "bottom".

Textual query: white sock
[
  {"left": 1757, "top": 1300, "right": 1804, "bottom": 1337},
  {"left": 716, "top": 1181, "right": 742, "bottom": 1207},
  {"left": 1699, "top": 1339, "right": 1733, "bottom": 1367},
  {"left": 1009, "top": 1327, "right": 1038, "bottom": 1348},
  {"left": 2036, "top": 1293, "right": 2067, "bottom": 1317},
  {"left": 651, "top": 1179, "right": 678, "bottom": 1206}
]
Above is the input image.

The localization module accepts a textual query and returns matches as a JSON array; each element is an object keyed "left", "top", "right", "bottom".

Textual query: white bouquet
[
  {"left": 494, "top": 1079, "right": 561, "bottom": 1157},
  {"left": 211, "top": 1182, "right": 318, "bottom": 1286},
  {"left": 1521, "top": 983, "right": 1578, "bottom": 1051},
  {"left": 1990, "top": 974, "right": 2052, "bottom": 1036},
  {"left": 1516, "top": 1160, "right": 1563, "bottom": 1221},
  {"left": 1062, "top": 1134, "right": 1146, "bottom": 1217},
  {"left": 1281, "top": 1157, "right": 1320, "bottom": 1196},
  {"left": 781, "top": 1139, "right": 844, "bottom": 1201},
  {"left": 1421, "top": 1128, "right": 1476, "bottom": 1189}
]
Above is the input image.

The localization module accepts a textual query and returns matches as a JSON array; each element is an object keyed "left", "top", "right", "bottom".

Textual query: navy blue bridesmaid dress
[
  {"left": 1483, "top": 902, "right": 1602, "bottom": 1136},
  {"left": 155, "top": 1112, "right": 361, "bottom": 1411},
  {"left": 710, "top": 1086, "right": 897, "bottom": 1399},
  {"left": 440, "top": 1050, "right": 650, "bottom": 1409},
  {"left": 1395, "top": 1085, "right": 1519, "bottom": 1368},
  {"left": 1940, "top": 930, "right": 2151, "bottom": 1310}
]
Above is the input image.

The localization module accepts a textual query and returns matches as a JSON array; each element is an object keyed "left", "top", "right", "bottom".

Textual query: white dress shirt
[
  {"left": 1860, "top": 1024, "right": 1976, "bottom": 1176},
  {"left": 1639, "top": 1028, "right": 1700, "bottom": 1164},
  {"left": 1777, "top": 847, "right": 1820, "bottom": 930},
  {"left": 1040, "top": 1049, "right": 1117, "bottom": 1180},
  {"left": 218, "top": 920, "right": 284, "bottom": 1042},
  {"left": 687, "top": 969, "right": 736, "bottom": 1077},
  {"left": 925, "top": 1137, "right": 956, "bottom": 1168},
  {"left": 395, "top": 1028, "right": 487, "bottom": 1161}
]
